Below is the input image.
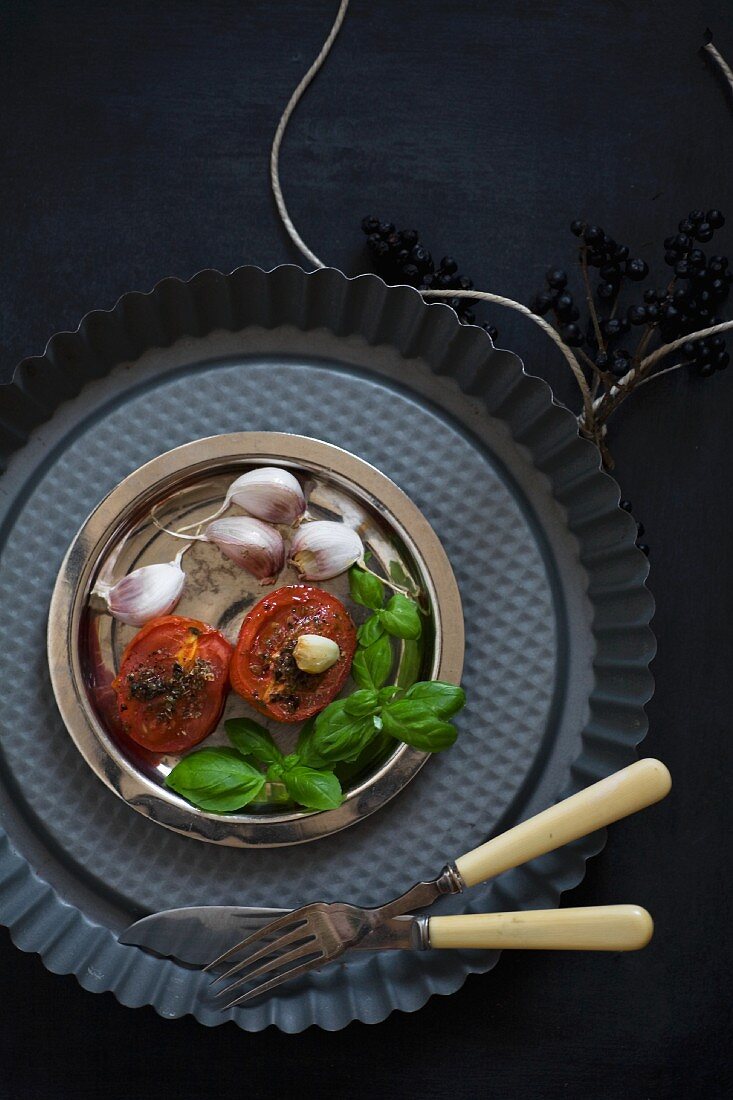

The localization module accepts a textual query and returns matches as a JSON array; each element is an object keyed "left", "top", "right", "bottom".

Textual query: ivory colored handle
[
  {"left": 428, "top": 906, "right": 653, "bottom": 951},
  {"left": 455, "top": 758, "right": 671, "bottom": 888}
]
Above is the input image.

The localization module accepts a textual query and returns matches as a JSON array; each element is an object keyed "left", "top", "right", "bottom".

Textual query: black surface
[{"left": 0, "top": 1, "right": 730, "bottom": 1097}]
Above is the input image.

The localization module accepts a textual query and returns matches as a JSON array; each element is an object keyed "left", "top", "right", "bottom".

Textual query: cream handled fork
[{"left": 207, "top": 758, "right": 670, "bottom": 1007}]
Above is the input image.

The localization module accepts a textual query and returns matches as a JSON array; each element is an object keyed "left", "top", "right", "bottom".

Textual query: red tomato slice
[
  {"left": 230, "top": 585, "right": 356, "bottom": 723},
  {"left": 113, "top": 615, "right": 232, "bottom": 753}
]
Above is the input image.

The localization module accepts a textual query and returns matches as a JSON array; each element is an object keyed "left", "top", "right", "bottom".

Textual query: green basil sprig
[
  {"left": 349, "top": 566, "right": 423, "bottom": 643},
  {"left": 165, "top": 717, "right": 344, "bottom": 813},
  {"left": 308, "top": 679, "right": 466, "bottom": 755},
  {"left": 164, "top": 747, "right": 266, "bottom": 812}
]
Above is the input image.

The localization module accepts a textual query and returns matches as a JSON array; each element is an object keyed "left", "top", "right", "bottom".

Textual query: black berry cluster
[
  {"left": 531, "top": 223, "right": 650, "bottom": 378},
  {"left": 360, "top": 216, "right": 498, "bottom": 341},
  {"left": 654, "top": 209, "right": 730, "bottom": 376},
  {"left": 530, "top": 210, "right": 730, "bottom": 381}
]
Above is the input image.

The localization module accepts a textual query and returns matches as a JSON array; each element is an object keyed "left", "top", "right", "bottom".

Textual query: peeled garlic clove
[
  {"left": 94, "top": 556, "right": 186, "bottom": 626},
  {"left": 204, "top": 517, "right": 284, "bottom": 583},
  {"left": 289, "top": 521, "right": 364, "bottom": 581},
  {"left": 293, "top": 634, "right": 341, "bottom": 673}
]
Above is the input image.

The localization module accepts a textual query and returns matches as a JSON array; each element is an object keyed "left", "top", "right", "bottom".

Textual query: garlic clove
[
  {"left": 228, "top": 467, "right": 306, "bottom": 526},
  {"left": 203, "top": 517, "right": 285, "bottom": 583},
  {"left": 94, "top": 557, "right": 186, "bottom": 626},
  {"left": 289, "top": 520, "right": 364, "bottom": 581},
  {"left": 176, "top": 467, "right": 307, "bottom": 532},
  {"left": 293, "top": 634, "right": 341, "bottom": 673}
]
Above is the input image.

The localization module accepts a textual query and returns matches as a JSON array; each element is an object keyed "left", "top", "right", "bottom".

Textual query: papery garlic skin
[
  {"left": 228, "top": 467, "right": 306, "bottom": 526},
  {"left": 95, "top": 559, "right": 186, "bottom": 626},
  {"left": 203, "top": 517, "right": 284, "bottom": 584},
  {"left": 289, "top": 521, "right": 364, "bottom": 581},
  {"left": 293, "top": 634, "right": 341, "bottom": 673}
]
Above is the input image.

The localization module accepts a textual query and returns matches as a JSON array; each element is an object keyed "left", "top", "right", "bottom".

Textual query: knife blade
[
  {"left": 120, "top": 907, "right": 289, "bottom": 966},
  {"left": 120, "top": 906, "right": 416, "bottom": 966}
]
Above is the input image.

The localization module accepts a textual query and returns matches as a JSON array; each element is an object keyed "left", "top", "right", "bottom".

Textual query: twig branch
[
  {"left": 582, "top": 319, "right": 733, "bottom": 427},
  {"left": 579, "top": 245, "right": 605, "bottom": 350}
]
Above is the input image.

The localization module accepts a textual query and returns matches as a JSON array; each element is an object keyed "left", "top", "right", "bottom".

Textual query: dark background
[{"left": 1, "top": 2, "right": 731, "bottom": 1097}]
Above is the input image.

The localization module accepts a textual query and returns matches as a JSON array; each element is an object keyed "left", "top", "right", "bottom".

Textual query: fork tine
[
  {"left": 221, "top": 953, "right": 329, "bottom": 1010},
  {"left": 203, "top": 908, "right": 311, "bottom": 973},
  {"left": 212, "top": 924, "right": 316, "bottom": 990},
  {"left": 216, "top": 939, "right": 322, "bottom": 1002}
]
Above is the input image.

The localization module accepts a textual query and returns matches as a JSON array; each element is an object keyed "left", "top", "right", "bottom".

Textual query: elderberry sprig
[
  {"left": 533, "top": 211, "right": 730, "bottom": 383},
  {"left": 359, "top": 217, "right": 499, "bottom": 342},
  {"left": 359, "top": 210, "right": 731, "bottom": 469}
]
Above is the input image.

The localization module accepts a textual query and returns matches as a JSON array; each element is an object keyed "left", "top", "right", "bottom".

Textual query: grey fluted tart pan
[{"left": 0, "top": 265, "right": 654, "bottom": 1032}]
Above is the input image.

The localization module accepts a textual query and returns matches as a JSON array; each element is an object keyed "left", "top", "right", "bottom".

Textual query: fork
[{"left": 206, "top": 758, "right": 670, "bottom": 1007}]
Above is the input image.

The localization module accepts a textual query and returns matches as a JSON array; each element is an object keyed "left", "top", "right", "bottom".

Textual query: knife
[{"left": 120, "top": 904, "right": 654, "bottom": 967}]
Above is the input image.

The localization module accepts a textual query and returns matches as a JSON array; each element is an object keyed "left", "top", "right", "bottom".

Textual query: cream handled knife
[
  {"left": 121, "top": 906, "right": 653, "bottom": 965},
  {"left": 413, "top": 906, "right": 653, "bottom": 952}
]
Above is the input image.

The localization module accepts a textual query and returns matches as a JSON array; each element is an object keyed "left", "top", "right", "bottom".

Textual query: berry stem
[
  {"left": 609, "top": 284, "right": 623, "bottom": 321},
  {"left": 635, "top": 361, "right": 685, "bottom": 389},
  {"left": 579, "top": 245, "right": 605, "bottom": 352},
  {"left": 577, "top": 345, "right": 615, "bottom": 389}
]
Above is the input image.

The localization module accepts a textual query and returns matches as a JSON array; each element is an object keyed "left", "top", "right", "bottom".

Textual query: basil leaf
[
  {"left": 388, "top": 559, "right": 417, "bottom": 594},
  {"left": 381, "top": 701, "right": 457, "bottom": 752},
  {"left": 378, "top": 685, "right": 401, "bottom": 704},
  {"left": 267, "top": 762, "right": 285, "bottom": 782},
  {"left": 351, "top": 632, "right": 393, "bottom": 690},
  {"left": 380, "top": 594, "right": 422, "bottom": 640},
  {"left": 295, "top": 717, "right": 328, "bottom": 769},
  {"left": 357, "top": 614, "right": 385, "bottom": 647},
  {"left": 165, "top": 748, "right": 266, "bottom": 811},
  {"left": 405, "top": 681, "right": 466, "bottom": 719},
  {"left": 396, "top": 636, "right": 422, "bottom": 689},
  {"left": 282, "top": 753, "right": 300, "bottom": 769},
  {"left": 225, "top": 717, "right": 283, "bottom": 765},
  {"left": 348, "top": 566, "right": 384, "bottom": 610},
  {"left": 310, "top": 702, "right": 377, "bottom": 764},
  {"left": 344, "top": 688, "right": 379, "bottom": 716},
  {"left": 283, "top": 766, "right": 343, "bottom": 811}
]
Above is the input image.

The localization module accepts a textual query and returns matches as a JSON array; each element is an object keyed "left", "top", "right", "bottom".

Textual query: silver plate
[{"left": 47, "top": 432, "right": 464, "bottom": 846}]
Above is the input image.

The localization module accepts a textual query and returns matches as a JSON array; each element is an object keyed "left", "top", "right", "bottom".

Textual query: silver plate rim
[{"left": 47, "top": 430, "right": 465, "bottom": 847}]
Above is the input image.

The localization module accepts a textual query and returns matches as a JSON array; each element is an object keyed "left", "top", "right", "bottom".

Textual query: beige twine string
[
  {"left": 271, "top": 3, "right": 732, "bottom": 438},
  {"left": 270, "top": 0, "right": 350, "bottom": 269},
  {"left": 418, "top": 288, "right": 595, "bottom": 421},
  {"left": 702, "top": 36, "right": 733, "bottom": 93}
]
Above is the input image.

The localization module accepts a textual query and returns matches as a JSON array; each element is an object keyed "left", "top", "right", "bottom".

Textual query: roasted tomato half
[
  {"left": 230, "top": 585, "right": 357, "bottom": 723},
  {"left": 113, "top": 615, "right": 232, "bottom": 753}
]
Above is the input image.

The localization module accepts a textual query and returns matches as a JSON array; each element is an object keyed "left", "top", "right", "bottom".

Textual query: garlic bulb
[
  {"left": 293, "top": 634, "right": 341, "bottom": 673},
  {"left": 202, "top": 517, "right": 284, "bottom": 583},
  {"left": 93, "top": 552, "right": 186, "bottom": 626},
  {"left": 289, "top": 521, "right": 364, "bottom": 581},
  {"left": 179, "top": 467, "right": 306, "bottom": 531}
]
